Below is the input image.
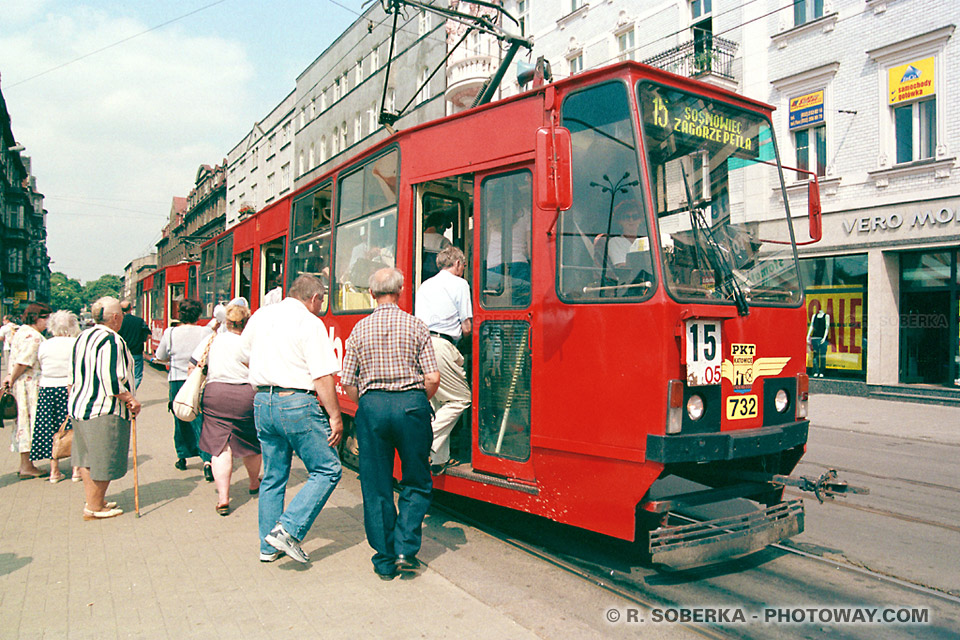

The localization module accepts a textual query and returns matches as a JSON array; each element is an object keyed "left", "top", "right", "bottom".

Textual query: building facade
[
  {"left": 226, "top": 91, "right": 295, "bottom": 229},
  {"left": 1, "top": 81, "right": 50, "bottom": 317},
  {"left": 122, "top": 252, "right": 157, "bottom": 314},
  {"left": 156, "top": 164, "right": 226, "bottom": 268}
]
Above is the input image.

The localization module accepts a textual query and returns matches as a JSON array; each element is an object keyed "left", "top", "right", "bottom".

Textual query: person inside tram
[
  {"left": 593, "top": 198, "right": 652, "bottom": 292},
  {"left": 422, "top": 209, "right": 453, "bottom": 281}
]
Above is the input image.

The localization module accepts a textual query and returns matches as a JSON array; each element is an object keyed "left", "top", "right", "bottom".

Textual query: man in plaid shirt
[{"left": 341, "top": 267, "right": 440, "bottom": 580}]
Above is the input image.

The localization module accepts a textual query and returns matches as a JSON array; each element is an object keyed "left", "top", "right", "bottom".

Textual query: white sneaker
[{"left": 264, "top": 524, "right": 309, "bottom": 563}]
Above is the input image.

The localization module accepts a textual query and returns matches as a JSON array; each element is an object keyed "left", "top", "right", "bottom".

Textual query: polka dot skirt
[{"left": 31, "top": 386, "right": 70, "bottom": 461}]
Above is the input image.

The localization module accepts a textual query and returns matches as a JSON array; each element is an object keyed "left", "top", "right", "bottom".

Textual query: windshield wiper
[{"left": 680, "top": 164, "right": 749, "bottom": 316}]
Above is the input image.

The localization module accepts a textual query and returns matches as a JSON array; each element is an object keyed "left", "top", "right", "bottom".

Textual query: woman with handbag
[
  {"left": 191, "top": 304, "right": 261, "bottom": 515},
  {"left": 32, "top": 310, "right": 82, "bottom": 483},
  {"left": 2, "top": 303, "right": 51, "bottom": 479},
  {"left": 154, "top": 299, "right": 214, "bottom": 478}
]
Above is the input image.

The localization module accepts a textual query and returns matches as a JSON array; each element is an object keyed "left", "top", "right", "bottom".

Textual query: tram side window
[
  {"left": 215, "top": 235, "right": 234, "bottom": 308},
  {"left": 334, "top": 150, "right": 399, "bottom": 311},
  {"left": 151, "top": 272, "right": 165, "bottom": 321},
  {"left": 481, "top": 171, "right": 532, "bottom": 308},
  {"left": 236, "top": 250, "right": 253, "bottom": 302},
  {"left": 290, "top": 183, "right": 332, "bottom": 313},
  {"left": 200, "top": 244, "right": 216, "bottom": 316},
  {"left": 558, "top": 81, "right": 653, "bottom": 302},
  {"left": 261, "top": 237, "right": 286, "bottom": 307},
  {"left": 169, "top": 283, "right": 185, "bottom": 324}
]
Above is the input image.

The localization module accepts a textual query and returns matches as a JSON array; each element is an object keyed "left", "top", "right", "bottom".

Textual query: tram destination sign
[{"left": 644, "top": 84, "right": 761, "bottom": 157}]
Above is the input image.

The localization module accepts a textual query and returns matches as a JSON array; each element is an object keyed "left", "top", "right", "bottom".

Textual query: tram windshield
[{"left": 638, "top": 82, "right": 802, "bottom": 309}]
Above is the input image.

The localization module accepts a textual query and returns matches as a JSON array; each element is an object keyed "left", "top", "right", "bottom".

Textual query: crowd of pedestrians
[{"left": 1, "top": 256, "right": 473, "bottom": 579}]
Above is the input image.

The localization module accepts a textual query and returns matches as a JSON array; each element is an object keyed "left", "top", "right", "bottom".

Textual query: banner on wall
[
  {"left": 789, "top": 90, "right": 824, "bottom": 129},
  {"left": 805, "top": 286, "right": 865, "bottom": 372},
  {"left": 888, "top": 56, "right": 935, "bottom": 105}
]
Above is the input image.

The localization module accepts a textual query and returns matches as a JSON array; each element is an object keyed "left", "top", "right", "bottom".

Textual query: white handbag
[{"left": 172, "top": 335, "right": 215, "bottom": 422}]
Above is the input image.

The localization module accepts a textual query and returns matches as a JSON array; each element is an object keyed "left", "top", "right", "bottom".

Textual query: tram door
[{"left": 472, "top": 168, "right": 534, "bottom": 481}]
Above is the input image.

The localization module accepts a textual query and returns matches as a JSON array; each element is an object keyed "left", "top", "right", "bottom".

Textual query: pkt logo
[{"left": 721, "top": 343, "right": 789, "bottom": 392}]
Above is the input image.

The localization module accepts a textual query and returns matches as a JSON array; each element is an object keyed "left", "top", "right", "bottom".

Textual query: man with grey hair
[
  {"left": 70, "top": 297, "right": 140, "bottom": 520},
  {"left": 341, "top": 267, "right": 439, "bottom": 579},
  {"left": 118, "top": 300, "right": 150, "bottom": 388},
  {"left": 415, "top": 245, "right": 472, "bottom": 474},
  {"left": 241, "top": 274, "right": 343, "bottom": 564}
]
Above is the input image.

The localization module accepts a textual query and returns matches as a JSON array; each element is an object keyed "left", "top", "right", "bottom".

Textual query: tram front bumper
[
  {"left": 645, "top": 420, "right": 808, "bottom": 464},
  {"left": 648, "top": 499, "right": 804, "bottom": 568}
]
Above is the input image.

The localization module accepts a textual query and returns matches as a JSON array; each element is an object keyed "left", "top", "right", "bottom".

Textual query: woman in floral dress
[{"left": 2, "top": 303, "right": 51, "bottom": 478}]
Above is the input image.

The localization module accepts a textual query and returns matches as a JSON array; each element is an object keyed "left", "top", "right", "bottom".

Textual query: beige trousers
[{"left": 429, "top": 337, "right": 471, "bottom": 465}]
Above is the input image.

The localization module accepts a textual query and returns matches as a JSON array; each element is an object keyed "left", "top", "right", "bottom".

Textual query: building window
[
  {"left": 309, "top": 144, "right": 315, "bottom": 170},
  {"left": 310, "top": 99, "right": 316, "bottom": 120},
  {"left": 616, "top": 28, "right": 635, "bottom": 62},
  {"left": 355, "top": 113, "right": 362, "bottom": 141},
  {"left": 794, "top": 0, "right": 823, "bottom": 27},
  {"left": 320, "top": 136, "right": 327, "bottom": 163},
  {"left": 894, "top": 99, "right": 936, "bottom": 164},
  {"left": 417, "top": 67, "right": 430, "bottom": 104},
  {"left": 333, "top": 78, "right": 341, "bottom": 102},
  {"left": 691, "top": 0, "right": 711, "bottom": 20},
  {"left": 321, "top": 90, "right": 327, "bottom": 111},
  {"left": 372, "top": 46, "right": 380, "bottom": 70},
  {"left": 418, "top": 10, "right": 430, "bottom": 36},
  {"left": 268, "top": 134, "right": 276, "bottom": 157},
  {"left": 282, "top": 122, "right": 291, "bottom": 145},
  {"left": 568, "top": 53, "right": 583, "bottom": 75},
  {"left": 332, "top": 127, "right": 339, "bottom": 155},
  {"left": 299, "top": 109, "right": 305, "bottom": 129},
  {"left": 299, "top": 152, "right": 305, "bottom": 177},
  {"left": 386, "top": 88, "right": 396, "bottom": 113},
  {"left": 795, "top": 125, "right": 826, "bottom": 177},
  {"left": 356, "top": 59, "right": 364, "bottom": 84},
  {"left": 369, "top": 104, "right": 377, "bottom": 133},
  {"left": 517, "top": 0, "right": 528, "bottom": 36},
  {"left": 340, "top": 122, "right": 348, "bottom": 150},
  {"left": 570, "top": 0, "right": 584, "bottom": 13},
  {"left": 281, "top": 163, "right": 290, "bottom": 191}
]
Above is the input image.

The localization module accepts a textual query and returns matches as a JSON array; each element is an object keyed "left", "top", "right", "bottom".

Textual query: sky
[{"left": 0, "top": 0, "right": 361, "bottom": 283}]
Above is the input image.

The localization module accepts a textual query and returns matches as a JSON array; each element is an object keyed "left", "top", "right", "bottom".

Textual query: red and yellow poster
[{"left": 805, "top": 286, "right": 865, "bottom": 372}]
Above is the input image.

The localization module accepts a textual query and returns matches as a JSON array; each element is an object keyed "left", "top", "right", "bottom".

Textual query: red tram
[
  {"left": 193, "top": 60, "right": 826, "bottom": 566},
  {"left": 140, "top": 261, "right": 200, "bottom": 353}
]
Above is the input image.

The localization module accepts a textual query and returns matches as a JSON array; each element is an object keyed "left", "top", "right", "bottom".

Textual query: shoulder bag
[
  {"left": 52, "top": 416, "right": 72, "bottom": 459},
  {"left": 172, "top": 334, "right": 216, "bottom": 422}
]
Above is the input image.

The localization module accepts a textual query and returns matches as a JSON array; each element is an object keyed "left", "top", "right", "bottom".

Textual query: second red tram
[
  {"left": 141, "top": 261, "right": 201, "bottom": 353},
  {"left": 194, "top": 60, "right": 824, "bottom": 566}
]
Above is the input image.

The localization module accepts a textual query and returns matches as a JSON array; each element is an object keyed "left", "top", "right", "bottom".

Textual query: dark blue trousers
[{"left": 355, "top": 389, "right": 433, "bottom": 575}]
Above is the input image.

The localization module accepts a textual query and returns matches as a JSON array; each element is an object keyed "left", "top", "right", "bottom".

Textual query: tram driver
[{"left": 593, "top": 198, "right": 653, "bottom": 293}]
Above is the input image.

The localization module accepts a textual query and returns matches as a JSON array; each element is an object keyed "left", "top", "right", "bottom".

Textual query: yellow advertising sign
[
  {"left": 789, "top": 90, "right": 824, "bottom": 129},
  {"left": 13, "top": 291, "right": 28, "bottom": 301},
  {"left": 888, "top": 57, "right": 935, "bottom": 105},
  {"left": 805, "top": 287, "right": 864, "bottom": 371}
]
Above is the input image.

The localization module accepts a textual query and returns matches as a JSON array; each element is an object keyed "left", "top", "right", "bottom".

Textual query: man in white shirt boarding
[
  {"left": 415, "top": 245, "right": 472, "bottom": 473},
  {"left": 241, "top": 274, "right": 343, "bottom": 564}
]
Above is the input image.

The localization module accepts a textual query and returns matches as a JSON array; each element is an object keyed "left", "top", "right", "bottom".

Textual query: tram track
[{"left": 428, "top": 493, "right": 959, "bottom": 639}]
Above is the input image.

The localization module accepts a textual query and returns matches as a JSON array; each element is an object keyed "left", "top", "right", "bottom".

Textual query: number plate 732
[{"left": 725, "top": 395, "right": 758, "bottom": 420}]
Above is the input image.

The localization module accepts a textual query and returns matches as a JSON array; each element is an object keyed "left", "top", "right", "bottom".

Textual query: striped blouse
[{"left": 69, "top": 325, "right": 136, "bottom": 421}]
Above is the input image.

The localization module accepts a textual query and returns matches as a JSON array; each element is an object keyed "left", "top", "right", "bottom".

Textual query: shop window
[
  {"left": 799, "top": 255, "right": 867, "bottom": 380},
  {"left": 794, "top": 0, "right": 823, "bottom": 27},
  {"left": 895, "top": 98, "right": 936, "bottom": 164}
]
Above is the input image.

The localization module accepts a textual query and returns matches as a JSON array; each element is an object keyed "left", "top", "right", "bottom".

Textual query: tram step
[{"left": 441, "top": 464, "right": 539, "bottom": 495}]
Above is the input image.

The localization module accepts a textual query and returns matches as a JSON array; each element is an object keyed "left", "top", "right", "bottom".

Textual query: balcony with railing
[{"left": 642, "top": 36, "right": 739, "bottom": 89}]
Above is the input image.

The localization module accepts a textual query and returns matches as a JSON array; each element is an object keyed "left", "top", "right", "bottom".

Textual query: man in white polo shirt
[
  {"left": 415, "top": 245, "right": 472, "bottom": 474},
  {"left": 241, "top": 274, "right": 343, "bottom": 564}
]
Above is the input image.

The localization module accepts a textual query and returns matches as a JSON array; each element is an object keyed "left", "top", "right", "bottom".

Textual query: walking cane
[{"left": 131, "top": 416, "right": 140, "bottom": 517}]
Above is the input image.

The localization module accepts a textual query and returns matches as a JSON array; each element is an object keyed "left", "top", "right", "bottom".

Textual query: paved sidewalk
[
  {"left": 0, "top": 365, "right": 691, "bottom": 639},
  {"left": 809, "top": 392, "right": 960, "bottom": 445}
]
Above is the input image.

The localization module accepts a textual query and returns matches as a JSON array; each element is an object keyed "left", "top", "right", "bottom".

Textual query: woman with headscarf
[
  {"left": 192, "top": 303, "right": 261, "bottom": 515},
  {"left": 33, "top": 310, "right": 82, "bottom": 483},
  {"left": 2, "top": 302, "right": 51, "bottom": 478},
  {"left": 155, "top": 298, "right": 214, "bottom": 478}
]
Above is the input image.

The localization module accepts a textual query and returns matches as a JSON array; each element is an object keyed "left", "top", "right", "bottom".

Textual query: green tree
[
  {"left": 82, "top": 274, "right": 124, "bottom": 306},
  {"left": 49, "top": 272, "right": 84, "bottom": 314}
]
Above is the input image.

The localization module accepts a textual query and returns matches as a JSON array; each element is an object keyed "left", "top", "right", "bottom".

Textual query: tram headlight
[
  {"left": 686, "top": 394, "right": 705, "bottom": 421},
  {"left": 775, "top": 389, "right": 789, "bottom": 413}
]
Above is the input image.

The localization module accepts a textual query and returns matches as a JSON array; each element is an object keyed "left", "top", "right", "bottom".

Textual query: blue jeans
[
  {"left": 254, "top": 391, "right": 342, "bottom": 554},
  {"left": 356, "top": 389, "right": 433, "bottom": 575},
  {"left": 132, "top": 354, "right": 143, "bottom": 389}
]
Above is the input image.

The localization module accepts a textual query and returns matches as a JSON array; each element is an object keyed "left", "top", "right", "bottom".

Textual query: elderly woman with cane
[{"left": 69, "top": 297, "right": 140, "bottom": 520}]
